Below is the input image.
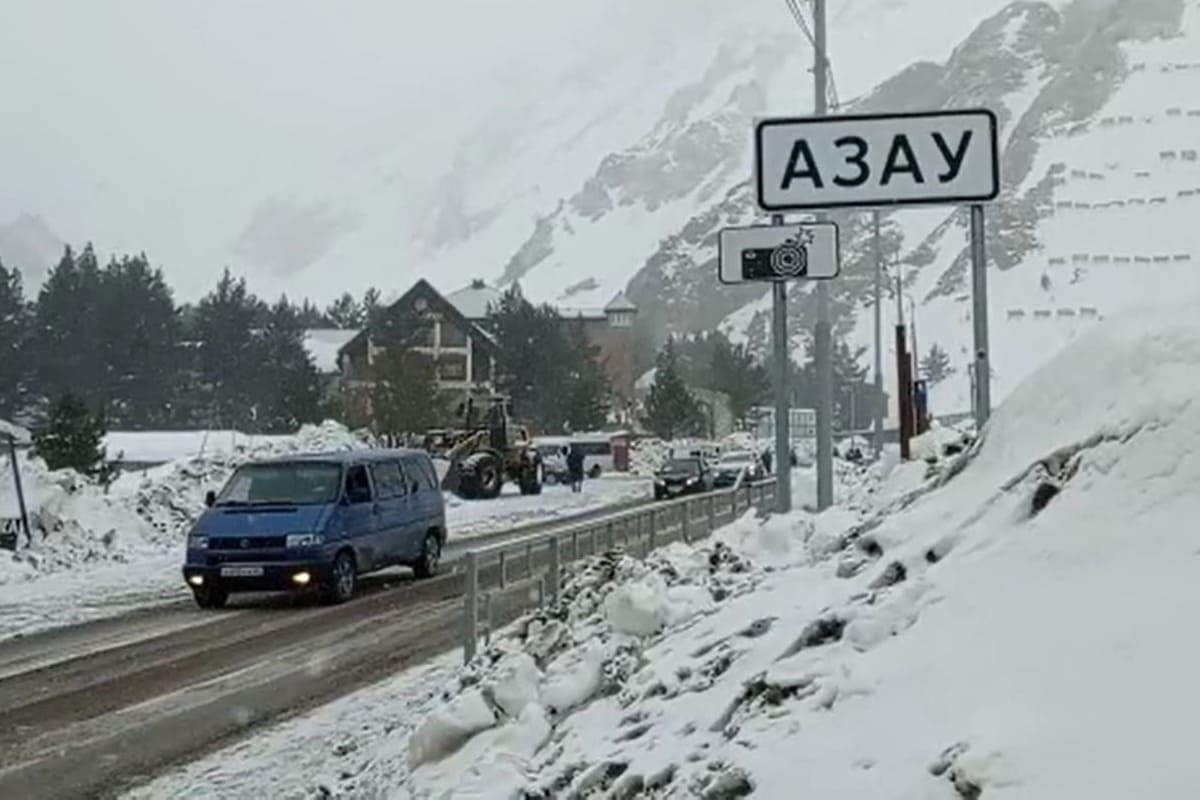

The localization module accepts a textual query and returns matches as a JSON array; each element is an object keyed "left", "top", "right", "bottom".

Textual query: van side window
[
  {"left": 420, "top": 458, "right": 439, "bottom": 491},
  {"left": 402, "top": 457, "right": 437, "bottom": 492},
  {"left": 370, "top": 461, "right": 404, "bottom": 498},
  {"left": 344, "top": 465, "right": 373, "bottom": 504}
]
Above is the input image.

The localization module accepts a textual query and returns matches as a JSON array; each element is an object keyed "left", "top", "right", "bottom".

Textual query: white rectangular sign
[
  {"left": 718, "top": 222, "right": 839, "bottom": 284},
  {"left": 755, "top": 109, "right": 1000, "bottom": 211}
]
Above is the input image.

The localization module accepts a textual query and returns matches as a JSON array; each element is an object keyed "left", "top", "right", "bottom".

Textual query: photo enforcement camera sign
[{"left": 718, "top": 221, "right": 839, "bottom": 284}]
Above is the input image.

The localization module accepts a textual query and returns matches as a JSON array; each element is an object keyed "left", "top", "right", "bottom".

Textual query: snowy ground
[
  {"left": 130, "top": 301, "right": 1200, "bottom": 799},
  {"left": 0, "top": 423, "right": 650, "bottom": 642}
]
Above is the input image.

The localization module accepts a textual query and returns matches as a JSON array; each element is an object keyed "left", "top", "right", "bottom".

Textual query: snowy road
[
  {"left": 0, "top": 483, "right": 659, "bottom": 800},
  {"left": 0, "top": 476, "right": 651, "bottom": 643}
]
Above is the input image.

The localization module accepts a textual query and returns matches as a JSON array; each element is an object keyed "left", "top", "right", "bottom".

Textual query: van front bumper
[{"left": 182, "top": 559, "right": 334, "bottom": 592}]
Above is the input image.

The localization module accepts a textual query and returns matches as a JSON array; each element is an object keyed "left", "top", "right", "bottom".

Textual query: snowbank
[
  {"left": 0, "top": 419, "right": 29, "bottom": 445},
  {"left": 397, "top": 303, "right": 1200, "bottom": 798}
]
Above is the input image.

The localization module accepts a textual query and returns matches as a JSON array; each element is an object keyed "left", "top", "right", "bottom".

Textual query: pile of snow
[
  {"left": 394, "top": 303, "right": 1200, "bottom": 798},
  {"left": 0, "top": 418, "right": 29, "bottom": 445},
  {"left": 628, "top": 437, "right": 726, "bottom": 477},
  {"left": 114, "top": 420, "right": 372, "bottom": 543},
  {"left": 400, "top": 453, "right": 959, "bottom": 798}
]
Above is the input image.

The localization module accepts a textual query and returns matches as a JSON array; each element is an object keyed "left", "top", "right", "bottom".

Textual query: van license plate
[{"left": 220, "top": 566, "right": 264, "bottom": 577}]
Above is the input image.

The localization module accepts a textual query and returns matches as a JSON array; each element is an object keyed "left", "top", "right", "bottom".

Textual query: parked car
[
  {"left": 712, "top": 450, "right": 764, "bottom": 488},
  {"left": 182, "top": 449, "right": 447, "bottom": 609},
  {"left": 653, "top": 457, "right": 715, "bottom": 500}
]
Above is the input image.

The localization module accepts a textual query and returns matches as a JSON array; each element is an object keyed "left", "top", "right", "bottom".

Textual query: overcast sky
[
  {"left": 0, "top": 0, "right": 609, "bottom": 214},
  {"left": 0, "top": 0, "right": 1011, "bottom": 301}
]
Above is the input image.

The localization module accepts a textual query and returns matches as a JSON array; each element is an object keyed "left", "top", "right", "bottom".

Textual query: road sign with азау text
[{"left": 755, "top": 109, "right": 1000, "bottom": 212}]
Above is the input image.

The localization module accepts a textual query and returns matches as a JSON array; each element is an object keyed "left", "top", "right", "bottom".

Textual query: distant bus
[{"left": 533, "top": 431, "right": 630, "bottom": 477}]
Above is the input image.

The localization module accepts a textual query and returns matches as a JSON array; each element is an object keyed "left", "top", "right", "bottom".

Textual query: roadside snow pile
[
  {"left": 403, "top": 512, "right": 802, "bottom": 798},
  {"left": 402, "top": 302, "right": 1200, "bottom": 798},
  {"left": 0, "top": 457, "right": 161, "bottom": 581},
  {"left": 0, "top": 421, "right": 371, "bottom": 583},
  {"left": 629, "top": 437, "right": 727, "bottom": 477},
  {"left": 0, "top": 419, "right": 30, "bottom": 444},
  {"left": 116, "top": 421, "right": 371, "bottom": 542}
]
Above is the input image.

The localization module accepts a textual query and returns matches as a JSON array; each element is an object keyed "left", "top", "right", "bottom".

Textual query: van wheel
[
  {"left": 413, "top": 532, "right": 441, "bottom": 579},
  {"left": 320, "top": 551, "right": 357, "bottom": 604},
  {"left": 192, "top": 584, "right": 228, "bottom": 610}
]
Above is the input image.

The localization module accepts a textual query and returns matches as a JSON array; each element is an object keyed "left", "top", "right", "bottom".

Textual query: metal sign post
[
  {"left": 4, "top": 436, "right": 31, "bottom": 550},
  {"left": 770, "top": 222, "right": 791, "bottom": 515},
  {"left": 718, "top": 220, "right": 841, "bottom": 514}
]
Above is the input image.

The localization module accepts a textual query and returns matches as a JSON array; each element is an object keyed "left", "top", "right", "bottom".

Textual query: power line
[{"left": 781, "top": 0, "right": 841, "bottom": 110}]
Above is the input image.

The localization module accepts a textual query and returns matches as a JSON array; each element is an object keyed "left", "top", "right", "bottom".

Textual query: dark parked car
[
  {"left": 653, "top": 457, "right": 714, "bottom": 500},
  {"left": 712, "top": 450, "right": 764, "bottom": 488}
]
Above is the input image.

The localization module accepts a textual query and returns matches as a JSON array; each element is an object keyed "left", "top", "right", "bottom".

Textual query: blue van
[{"left": 182, "top": 449, "right": 447, "bottom": 609}]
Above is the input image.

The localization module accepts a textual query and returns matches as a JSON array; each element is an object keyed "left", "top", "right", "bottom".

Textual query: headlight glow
[{"left": 286, "top": 533, "right": 323, "bottom": 548}]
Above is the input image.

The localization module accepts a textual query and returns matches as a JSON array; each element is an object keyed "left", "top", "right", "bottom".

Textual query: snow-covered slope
[
  {"left": 865, "top": 0, "right": 1200, "bottom": 419},
  {"left": 418, "top": 298, "right": 1200, "bottom": 798}
]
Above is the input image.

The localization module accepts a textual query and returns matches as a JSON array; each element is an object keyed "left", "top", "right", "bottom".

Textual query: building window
[
  {"left": 609, "top": 312, "right": 632, "bottom": 328},
  {"left": 438, "top": 353, "right": 468, "bottom": 382},
  {"left": 439, "top": 321, "right": 468, "bottom": 348}
]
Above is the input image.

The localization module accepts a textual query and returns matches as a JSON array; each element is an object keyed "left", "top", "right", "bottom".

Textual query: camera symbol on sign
[{"left": 740, "top": 228, "right": 814, "bottom": 281}]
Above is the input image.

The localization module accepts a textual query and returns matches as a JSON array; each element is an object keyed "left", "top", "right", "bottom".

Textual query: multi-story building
[
  {"left": 335, "top": 279, "right": 499, "bottom": 414},
  {"left": 332, "top": 278, "right": 638, "bottom": 421}
]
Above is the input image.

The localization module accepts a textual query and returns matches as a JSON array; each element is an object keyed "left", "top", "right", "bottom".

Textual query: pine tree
[
  {"left": 562, "top": 319, "right": 610, "bottom": 431},
  {"left": 920, "top": 343, "right": 953, "bottom": 385},
  {"left": 96, "top": 253, "right": 181, "bottom": 428},
  {"left": 0, "top": 259, "right": 30, "bottom": 419},
  {"left": 194, "top": 269, "right": 264, "bottom": 430},
  {"left": 31, "top": 244, "right": 105, "bottom": 408},
  {"left": 709, "top": 334, "right": 770, "bottom": 423},
  {"left": 252, "top": 297, "right": 323, "bottom": 432},
  {"left": 295, "top": 298, "right": 331, "bottom": 328},
  {"left": 361, "top": 287, "right": 383, "bottom": 328},
  {"left": 357, "top": 306, "right": 441, "bottom": 435},
  {"left": 33, "top": 392, "right": 112, "bottom": 479},
  {"left": 488, "top": 284, "right": 566, "bottom": 431},
  {"left": 641, "top": 339, "right": 705, "bottom": 440},
  {"left": 325, "top": 292, "right": 363, "bottom": 328}
]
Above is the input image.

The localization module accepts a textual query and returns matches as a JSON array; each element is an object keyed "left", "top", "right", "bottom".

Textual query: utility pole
[
  {"left": 813, "top": 0, "right": 834, "bottom": 511},
  {"left": 771, "top": 215, "right": 792, "bottom": 514},
  {"left": 970, "top": 204, "right": 992, "bottom": 426},
  {"left": 871, "top": 210, "right": 883, "bottom": 459},
  {"left": 909, "top": 297, "right": 919, "bottom": 379}
]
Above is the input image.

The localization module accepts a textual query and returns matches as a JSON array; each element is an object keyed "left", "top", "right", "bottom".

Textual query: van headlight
[
  {"left": 286, "top": 533, "right": 323, "bottom": 548},
  {"left": 188, "top": 535, "right": 208, "bottom": 550}
]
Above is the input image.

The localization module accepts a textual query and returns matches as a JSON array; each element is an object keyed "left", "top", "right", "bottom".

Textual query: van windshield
[{"left": 215, "top": 461, "right": 343, "bottom": 506}]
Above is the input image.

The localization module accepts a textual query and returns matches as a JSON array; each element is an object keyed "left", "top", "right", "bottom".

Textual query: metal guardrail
[{"left": 461, "top": 477, "right": 778, "bottom": 663}]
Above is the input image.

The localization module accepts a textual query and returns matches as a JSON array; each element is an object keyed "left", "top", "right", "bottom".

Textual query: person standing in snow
[
  {"left": 761, "top": 447, "right": 773, "bottom": 475},
  {"left": 566, "top": 444, "right": 585, "bottom": 493}
]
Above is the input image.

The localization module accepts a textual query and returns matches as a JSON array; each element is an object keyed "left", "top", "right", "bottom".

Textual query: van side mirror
[{"left": 204, "top": 490, "right": 216, "bottom": 508}]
